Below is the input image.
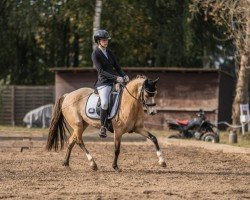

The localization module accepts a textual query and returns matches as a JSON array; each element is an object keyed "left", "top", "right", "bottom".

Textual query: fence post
[
  {"left": 229, "top": 130, "right": 237, "bottom": 144},
  {"left": 240, "top": 104, "right": 250, "bottom": 135}
]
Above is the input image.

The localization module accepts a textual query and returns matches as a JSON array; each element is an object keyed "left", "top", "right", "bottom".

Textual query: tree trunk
[
  {"left": 73, "top": 30, "right": 79, "bottom": 67},
  {"left": 73, "top": 13, "right": 79, "bottom": 67},
  {"left": 232, "top": 6, "right": 250, "bottom": 125},
  {"left": 92, "top": 0, "right": 102, "bottom": 55}
]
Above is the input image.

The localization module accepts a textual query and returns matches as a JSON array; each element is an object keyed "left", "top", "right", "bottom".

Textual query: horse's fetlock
[{"left": 114, "top": 149, "right": 120, "bottom": 155}]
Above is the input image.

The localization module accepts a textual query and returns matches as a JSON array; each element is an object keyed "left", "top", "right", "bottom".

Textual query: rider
[{"left": 92, "top": 29, "right": 129, "bottom": 138}]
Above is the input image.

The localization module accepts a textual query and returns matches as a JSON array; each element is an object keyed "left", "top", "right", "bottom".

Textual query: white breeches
[{"left": 97, "top": 85, "right": 113, "bottom": 110}]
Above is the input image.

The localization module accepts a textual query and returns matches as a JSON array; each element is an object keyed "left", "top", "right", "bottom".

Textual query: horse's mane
[
  {"left": 126, "top": 75, "right": 147, "bottom": 87},
  {"left": 131, "top": 75, "right": 147, "bottom": 81}
]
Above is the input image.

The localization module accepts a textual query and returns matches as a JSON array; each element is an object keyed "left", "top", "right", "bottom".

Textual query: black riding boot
[{"left": 100, "top": 108, "right": 108, "bottom": 138}]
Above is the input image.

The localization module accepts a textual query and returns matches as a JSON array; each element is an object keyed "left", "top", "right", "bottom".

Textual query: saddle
[
  {"left": 85, "top": 87, "right": 123, "bottom": 132},
  {"left": 176, "top": 119, "right": 189, "bottom": 126}
]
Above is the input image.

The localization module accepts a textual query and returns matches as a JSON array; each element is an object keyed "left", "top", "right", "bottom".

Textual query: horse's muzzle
[{"left": 147, "top": 107, "right": 157, "bottom": 115}]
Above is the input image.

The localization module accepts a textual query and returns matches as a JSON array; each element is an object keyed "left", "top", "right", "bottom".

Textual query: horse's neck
[
  {"left": 122, "top": 78, "right": 144, "bottom": 104},
  {"left": 118, "top": 79, "right": 145, "bottom": 121}
]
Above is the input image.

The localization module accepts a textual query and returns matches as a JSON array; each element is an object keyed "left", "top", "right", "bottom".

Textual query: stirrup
[{"left": 99, "top": 126, "right": 107, "bottom": 138}]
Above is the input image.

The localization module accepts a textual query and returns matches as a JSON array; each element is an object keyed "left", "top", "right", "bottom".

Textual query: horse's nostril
[{"left": 150, "top": 111, "right": 156, "bottom": 116}]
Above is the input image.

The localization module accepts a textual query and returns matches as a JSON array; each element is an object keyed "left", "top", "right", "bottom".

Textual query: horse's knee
[
  {"left": 148, "top": 132, "right": 157, "bottom": 143},
  {"left": 148, "top": 132, "right": 160, "bottom": 150}
]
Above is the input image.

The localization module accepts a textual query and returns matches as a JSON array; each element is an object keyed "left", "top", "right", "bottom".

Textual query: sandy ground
[{"left": 0, "top": 139, "right": 250, "bottom": 200}]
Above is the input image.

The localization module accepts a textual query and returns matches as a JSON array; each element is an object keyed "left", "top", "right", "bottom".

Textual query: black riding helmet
[{"left": 93, "top": 29, "right": 111, "bottom": 43}]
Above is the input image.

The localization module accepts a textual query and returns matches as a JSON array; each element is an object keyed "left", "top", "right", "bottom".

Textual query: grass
[
  {"left": 219, "top": 131, "right": 250, "bottom": 148},
  {"left": 151, "top": 129, "right": 250, "bottom": 148},
  {"left": 0, "top": 125, "right": 250, "bottom": 148}
]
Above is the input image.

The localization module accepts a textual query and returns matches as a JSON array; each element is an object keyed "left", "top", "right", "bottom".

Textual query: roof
[{"left": 49, "top": 67, "right": 233, "bottom": 77}]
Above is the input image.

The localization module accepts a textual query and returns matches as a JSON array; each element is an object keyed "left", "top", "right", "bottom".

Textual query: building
[{"left": 51, "top": 67, "right": 235, "bottom": 129}]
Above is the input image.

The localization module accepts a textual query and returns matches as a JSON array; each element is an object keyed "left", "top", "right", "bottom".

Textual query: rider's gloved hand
[
  {"left": 123, "top": 75, "right": 130, "bottom": 82},
  {"left": 116, "top": 76, "right": 124, "bottom": 83}
]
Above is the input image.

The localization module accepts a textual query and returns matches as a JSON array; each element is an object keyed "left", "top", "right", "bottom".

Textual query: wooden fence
[{"left": 0, "top": 85, "right": 54, "bottom": 125}]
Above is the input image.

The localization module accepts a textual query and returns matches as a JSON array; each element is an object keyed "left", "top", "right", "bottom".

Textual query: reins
[{"left": 120, "top": 83, "right": 138, "bottom": 101}]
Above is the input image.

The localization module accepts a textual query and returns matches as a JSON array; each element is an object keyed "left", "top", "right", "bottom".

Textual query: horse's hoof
[
  {"left": 62, "top": 163, "right": 71, "bottom": 170},
  {"left": 113, "top": 166, "right": 121, "bottom": 172},
  {"left": 159, "top": 161, "right": 167, "bottom": 168},
  {"left": 91, "top": 163, "right": 98, "bottom": 171},
  {"left": 62, "top": 161, "right": 69, "bottom": 167}
]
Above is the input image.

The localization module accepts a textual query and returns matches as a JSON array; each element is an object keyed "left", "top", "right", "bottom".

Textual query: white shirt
[{"left": 99, "top": 47, "right": 108, "bottom": 58}]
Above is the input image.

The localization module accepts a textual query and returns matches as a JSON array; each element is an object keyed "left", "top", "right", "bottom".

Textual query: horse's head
[{"left": 141, "top": 77, "right": 159, "bottom": 115}]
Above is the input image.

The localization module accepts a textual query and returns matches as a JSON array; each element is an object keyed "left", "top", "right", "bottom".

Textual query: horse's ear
[{"left": 153, "top": 77, "right": 159, "bottom": 84}]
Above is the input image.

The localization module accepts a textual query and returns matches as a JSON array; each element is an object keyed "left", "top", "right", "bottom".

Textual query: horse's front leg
[
  {"left": 136, "top": 128, "right": 166, "bottom": 167},
  {"left": 112, "top": 134, "right": 122, "bottom": 171}
]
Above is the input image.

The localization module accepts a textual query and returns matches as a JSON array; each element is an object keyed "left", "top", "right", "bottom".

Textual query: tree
[
  {"left": 0, "top": 0, "right": 234, "bottom": 85},
  {"left": 190, "top": 0, "right": 250, "bottom": 125},
  {"left": 92, "top": 0, "right": 103, "bottom": 53}
]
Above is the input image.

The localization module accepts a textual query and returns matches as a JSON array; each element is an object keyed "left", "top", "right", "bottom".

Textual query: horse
[{"left": 46, "top": 75, "right": 166, "bottom": 171}]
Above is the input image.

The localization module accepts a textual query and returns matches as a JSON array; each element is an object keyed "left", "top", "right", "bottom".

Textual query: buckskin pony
[{"left": 46, "top": 75, "right": 166, "bottom": 171}]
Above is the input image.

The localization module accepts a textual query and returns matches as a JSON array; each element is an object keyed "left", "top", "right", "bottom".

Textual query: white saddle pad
[{"left": 85, "top": 92, "right": 120, "bottom": 120}]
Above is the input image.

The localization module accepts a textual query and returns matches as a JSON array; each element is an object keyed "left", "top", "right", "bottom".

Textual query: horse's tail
[{"left": 46, "top": 95, "right": 66, "bottom": 151}]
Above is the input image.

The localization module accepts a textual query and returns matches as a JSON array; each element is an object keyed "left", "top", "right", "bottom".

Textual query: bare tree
[
  {"left": 92, "top": 0, "right": 102, "bottom": 53},
  {"left": 190, "top": 0, "right": 250, "bottom": 125}
]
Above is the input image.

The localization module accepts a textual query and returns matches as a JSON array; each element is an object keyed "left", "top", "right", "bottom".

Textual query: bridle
[
  {"left": 140, "top": 84, "right": 157, "bottom": 108},
  {"left": 121, "top": 80, "right": 157, "bottom": 109}
]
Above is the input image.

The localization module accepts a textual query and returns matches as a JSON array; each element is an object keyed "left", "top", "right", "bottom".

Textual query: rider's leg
[
  {"left": 97, "top": 85, "right": 112, "bottom": 138},
  {"left": 100, "top": 109, "right": 108, "bottom": 136}
]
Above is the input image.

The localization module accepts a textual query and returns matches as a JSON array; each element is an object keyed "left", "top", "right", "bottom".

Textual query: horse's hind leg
[
  {"left": 62, "top": 121, "right": 85, "bottom": 167},
  {"left": 72, "top": 121, "right": 97, "bottom": 171},
  {"left": 135, "top": 128, "right": 166, "bottom": 167},
  {"left": 63, "top": 135, "right": 76, "bottom": 167},
  {"left": 63, "top": 117, "right": 97, "bottom": 170}
]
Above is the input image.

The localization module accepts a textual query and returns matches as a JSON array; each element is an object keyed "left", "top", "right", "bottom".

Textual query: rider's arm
[
  {"left": 92, "top": 52, "right": 117, "bottom": 81},
  {"left": 109, "top": 51, "right": 126, "bottom": 77}
]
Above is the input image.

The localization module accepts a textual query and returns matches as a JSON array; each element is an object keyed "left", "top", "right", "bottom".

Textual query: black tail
[{"left": 46, "top": 96, "right": 66, "bottom": 151}]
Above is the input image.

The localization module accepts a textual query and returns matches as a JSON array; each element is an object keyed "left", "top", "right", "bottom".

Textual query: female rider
[{"left": 92, "top": 29, "right": 129, "bottom": 138}]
